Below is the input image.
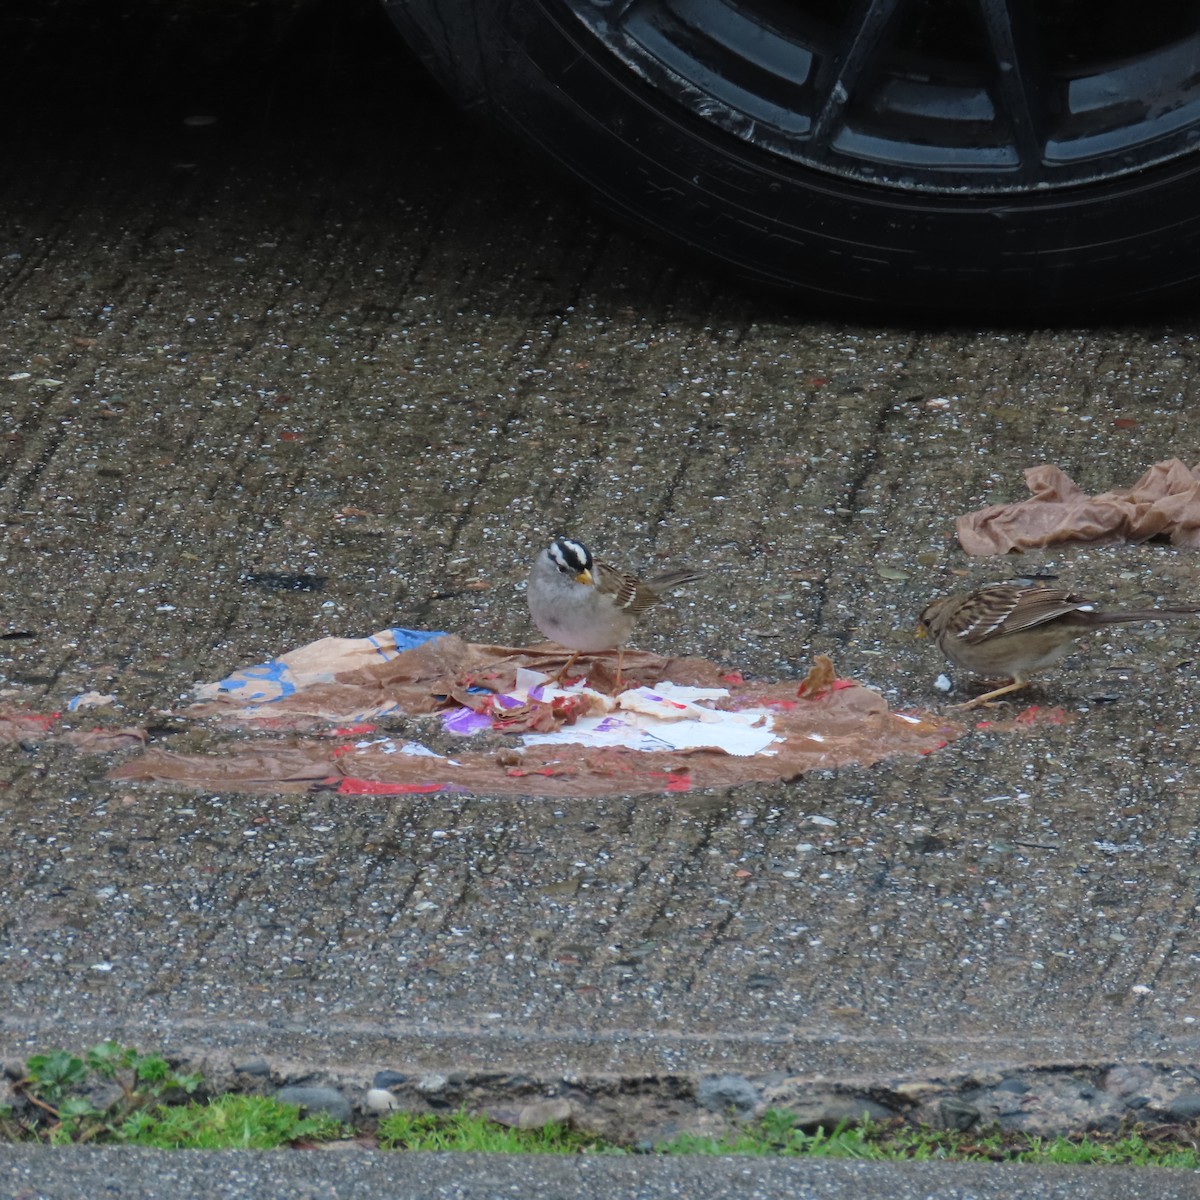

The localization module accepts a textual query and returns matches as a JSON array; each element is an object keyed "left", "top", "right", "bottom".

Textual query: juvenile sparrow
[
  {"left": 527, "top": 537, "right": 703, "bottom": 682},
  {"left": 919, "top": 583, "right": 1199, "bottom": 708}
]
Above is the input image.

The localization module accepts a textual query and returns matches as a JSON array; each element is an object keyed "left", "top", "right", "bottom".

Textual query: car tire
[{"left": 383, "top": 0, "right": 1200, "bottom": 318}]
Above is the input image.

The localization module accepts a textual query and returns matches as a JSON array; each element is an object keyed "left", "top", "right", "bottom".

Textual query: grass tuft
[
  {"left": 377, "top": 1108, "right": 606, "bottom": 1154},
  {"left": 118, "top": 1094, "right": 344, "bottom": 1150}
]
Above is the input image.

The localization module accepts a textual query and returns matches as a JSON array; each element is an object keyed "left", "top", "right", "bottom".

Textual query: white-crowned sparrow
[
  {"left": 919, "top": 583, "right": 1199, "bottom": 708},
  {"left": 527, "top": 537, "right": 703, "bottom": 681}
]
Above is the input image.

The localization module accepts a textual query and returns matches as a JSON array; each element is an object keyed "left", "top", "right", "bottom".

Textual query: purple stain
[
  {"left": 593, "top": 717, "right": 622, "bottom": 732},
  {"left": 442, "top": 708, "right": 491, "bottom": 735},
  {"left": 529, "top": 685, "right": 546, "bottom": 701},
  {"left": 494, "top": 694, "right": 522, "bottom": 710}
]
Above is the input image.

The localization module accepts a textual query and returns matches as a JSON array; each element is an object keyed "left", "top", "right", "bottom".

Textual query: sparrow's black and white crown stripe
[{"left": 548, "top": 538, "right": 592, "bottom": 576}]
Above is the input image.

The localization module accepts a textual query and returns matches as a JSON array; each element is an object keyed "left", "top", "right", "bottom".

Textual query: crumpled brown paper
[
  {"left": 0, "top": 708, "right": 147, "bottom": 751},
  {"left": 109, "top": 636, "right": 953, "bottom": 798},
  {"left": 957, "top": 459, "right": 1200, "bottom": 555}
]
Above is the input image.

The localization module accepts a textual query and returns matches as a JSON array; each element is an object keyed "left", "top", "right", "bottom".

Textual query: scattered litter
[
  {"left": 934, "top": 674, "right": 953, "bottom": 693},
  {"left": 519, "top": 681, "right": 780, "bottom": 758},
  {"left": 68, "top": 691, "right": 116, "bottom": 712},
  {"left": 796, "top": 655, "right": 838, "bottom": 699},
  {"left": 958, "top": 459, "right": 1200, "bottom": 554},
  {"left": 0, "top": 706, "right": 145, "bottom": 752},
  {"left": 973, "top": 705, "right": 1076, "bottom": 733},
  {"left": 62, "top": 727, "right": 147, "bottom": 753},
  {"left": 109, "top": 630, "right": 955, "bottom": 798},
  {"left": 0, "top": 710, "right": 60, "bottom": 744}
]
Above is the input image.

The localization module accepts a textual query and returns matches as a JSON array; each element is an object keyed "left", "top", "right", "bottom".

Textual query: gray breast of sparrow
[
  {"left": 527, "top": 537, "right": 703, "bottom": 653},
  {"left": 919, "top": 583, "right": 1199, "bottom": 707}
]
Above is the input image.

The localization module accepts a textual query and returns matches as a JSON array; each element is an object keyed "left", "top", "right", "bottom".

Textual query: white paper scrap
[
  {"left": 617, "top": 683, "right": 731, "bottom": 723},
  {"left": 522, "top": 706, "right": 779, "bottom": 758}
]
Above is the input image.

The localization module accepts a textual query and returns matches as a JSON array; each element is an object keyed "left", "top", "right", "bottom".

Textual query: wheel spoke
[
  {"left": 977, "top": 0, "right": 1045, "bottom": 173},
  {"left": 584, "top": 0, "right": 1200, "bottom": 192},
  {"left": 809, "top": 0, "right": 909, "bottom": 150}
]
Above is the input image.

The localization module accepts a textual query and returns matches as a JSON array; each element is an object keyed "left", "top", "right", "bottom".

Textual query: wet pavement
[
  {"left": 4, "top": 0, "right": 1200, "bottom": 1139},
  {"left": 3, "top": 1146, "right": 1199, "bottom": 1200}
]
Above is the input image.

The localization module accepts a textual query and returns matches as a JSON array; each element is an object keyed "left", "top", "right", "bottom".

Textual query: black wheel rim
[{"left": 573, "top": 0, "right": 1200, "bottom": 193}]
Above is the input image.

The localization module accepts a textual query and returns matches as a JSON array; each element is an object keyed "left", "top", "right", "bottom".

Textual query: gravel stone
[
  {"left": 696, "top": 1074, "right": 760, "bottom": 1116},
  {"left": 1102, "top": 1065, "right": 1155, "bottom": 1098},
  {"left": 996, "top": 1079, "right": 1030, "bottom": 1095},
  {"left": 364, "top": 1088, "right": 399, "bottom": 1114},
  {"left": 517, "top": 1098, "right": 574, "bottom": 1129},
  {"left": 372, "top": 1070, "right": 407, "bottom": 1090},
  {"left": 1164, "top": 1093, "right": 1200, "bottom": 1122},
  {"left": 939, "top": 1098, "right": 981, "bottom": 1132},
  {"left": 273, "top": 1086, "right": 352, "bottom": 1123},
  {"left": 232, "top": 1059, "right": 270, "bottom": 1078}
]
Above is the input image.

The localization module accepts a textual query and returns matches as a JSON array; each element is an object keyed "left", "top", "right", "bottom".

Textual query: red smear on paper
[
  {"left": 328, "top": 724, "right": 377, "bottom": 737},
  {"left": 337, "top": 777, "right": 445, "bottom": 795},
  {"left": 0, "top": 710, "right": 62, "bottom": 745},
  {"left": 648, "top": 771, "right": 692, "bottom": 793}
]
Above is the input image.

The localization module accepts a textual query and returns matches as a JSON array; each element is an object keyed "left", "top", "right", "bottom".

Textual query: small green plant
[
  {"left": 118, "top": 1094, "right": 344, "bottom": 1150},
  {"left": 659, "top": 1114, "right": 889, "bottom": 1160},
  {"left": 656, "top": 1111, "right": 1200, "bottom": 1169},
  {"left": 8, "top": 1041, "right": 202, "bottom": 1144},
  {"left": 377, "top": 1108, "right": 605, "bottom": 1154},
  {"left": 2, "top": 1043, "right": 346, "bottom": 1150}
]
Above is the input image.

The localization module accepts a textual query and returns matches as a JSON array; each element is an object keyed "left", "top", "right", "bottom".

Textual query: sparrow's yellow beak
[
  {"left": 575, "top": 569, "right": 594, "bottom": 586},
  {"left": 914, "top": 625, "right": 928, "bottom": 639}
]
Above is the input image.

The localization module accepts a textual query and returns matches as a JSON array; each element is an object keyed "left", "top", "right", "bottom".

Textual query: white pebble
[{"left": 365, "top": 1088, "right": 399, "bottom": 1113}]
